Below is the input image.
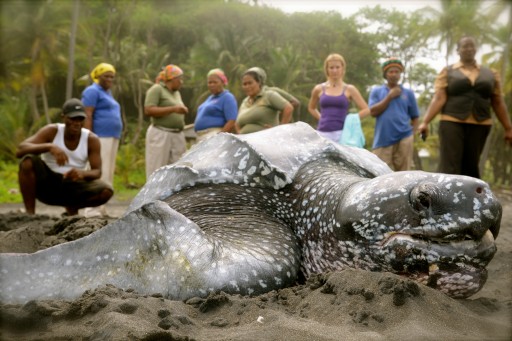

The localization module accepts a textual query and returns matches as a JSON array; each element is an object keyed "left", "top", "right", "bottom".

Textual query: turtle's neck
[{"left": 287, "top": 157, "right": 366, "bottom": 240}]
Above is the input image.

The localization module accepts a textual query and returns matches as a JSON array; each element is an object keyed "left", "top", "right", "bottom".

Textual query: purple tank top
[{"left": 317, "top": 85, "right": 350, "bottom": 132}]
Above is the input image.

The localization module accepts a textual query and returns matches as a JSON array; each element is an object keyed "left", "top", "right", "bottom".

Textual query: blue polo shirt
[
  {"left": 194, "top": 90, "right": 238, "bottom": 131},
  {"left": 369, "top": 84, "right": 419, "bottom": 149},
  {"left": 82, "top": 83, "right": 122, "bottom": 138}
]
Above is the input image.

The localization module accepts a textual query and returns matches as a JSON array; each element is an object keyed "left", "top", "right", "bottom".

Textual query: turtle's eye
[
  {"left": 410, "top": 183, "right": 438, "bottom": 214},
  {"left": 415, "top": 191, "right": 431, "bottom": 210}
]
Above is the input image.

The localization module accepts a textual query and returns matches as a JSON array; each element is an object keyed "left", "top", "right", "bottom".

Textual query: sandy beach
[{"left": 0, "top": 189, "right": 510, "bottom": 341}]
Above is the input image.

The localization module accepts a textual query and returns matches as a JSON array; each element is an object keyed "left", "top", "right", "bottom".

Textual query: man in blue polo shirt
[{"left": 369, "top": 58, "right": 419, "bottom": 171}]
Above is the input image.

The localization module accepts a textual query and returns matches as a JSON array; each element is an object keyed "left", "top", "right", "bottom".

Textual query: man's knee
[
  {"left": 98, "top": 187, "right": 114, "bottom": 205},
  {"left": 19, "top": 155, "right": 35, "bottom": 172}
]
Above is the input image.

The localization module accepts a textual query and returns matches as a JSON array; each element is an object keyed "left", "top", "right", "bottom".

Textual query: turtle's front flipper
[{"left": 164, "top": 183, "right": 301, "bottom": 296}]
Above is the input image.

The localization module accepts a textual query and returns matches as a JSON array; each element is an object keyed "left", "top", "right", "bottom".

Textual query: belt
[
  {"left": 196, "top": 127, "right": 222, "bottom": 136},
  {"left": 154, "top": 125, "right": 182, "bottom": 133}
]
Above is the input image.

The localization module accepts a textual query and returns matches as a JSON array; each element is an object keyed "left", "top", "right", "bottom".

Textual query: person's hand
[
  {"left": 388, "top": 87, "right": 401, "bottom": 99},
  {"left": 174, "top": 105, "right": 189, "bottom": 114},
  {"left": 418, "top": 122, "right": 428, "bottom": 141},
  {"left": 63, "top": 168, "right": 84, "bottom": 181},
  {"left": 49, "top": 145, "right": 68, "bottom": 166}
]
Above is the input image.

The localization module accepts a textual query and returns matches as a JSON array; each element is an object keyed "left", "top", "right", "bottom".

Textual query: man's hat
[
  {"left": 62, "top": 98, "right": 87, "bottom": 118},
  {"left": 381, "top": 58, "right": 404, "bottom": 78}
]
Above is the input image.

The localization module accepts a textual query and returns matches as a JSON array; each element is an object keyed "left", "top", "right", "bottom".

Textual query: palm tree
[
  {"left": 483, "top": 0, "right": 512, "bottom": 82},
  {"left": 423, "top": 0, "right": 489, "bottom": 65}
]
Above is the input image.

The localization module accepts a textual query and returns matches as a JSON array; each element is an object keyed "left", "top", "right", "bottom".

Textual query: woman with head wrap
[
  {"left": 193, "top": 68, "right": 238, "bottom": 143},
  {"left": 144, "top": 64, "right": 189, "bottom": 179},
  {"left": 236, "top": 67, "right": 293, "bottom": 134},
  {"left": 81, "top": 62, "right": 122, "bottom": 217},
  {"left": 247, "top": 67, "right": 300, "bottom": 110},
  {"left": 308, "top": 53, "right": 370, "bottom": 143}
]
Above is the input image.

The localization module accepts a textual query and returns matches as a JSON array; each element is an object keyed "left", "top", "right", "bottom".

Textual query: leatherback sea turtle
[{"left": 0, "top": 122, "right": 501, "bottom": 303}]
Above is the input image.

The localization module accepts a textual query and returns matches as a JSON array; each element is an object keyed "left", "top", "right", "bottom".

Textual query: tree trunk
[
  {"left": 66, "top": 0, "right": 80, "bottom": 100},
  {"left": 131, "top": 76, "right": 144, "bottom": 146},
  {"left": 41, "top": 83, "right": 50, "bottom": 124},
  {"left": 29, "top": 85, "right": 40, "bottom": 122}
]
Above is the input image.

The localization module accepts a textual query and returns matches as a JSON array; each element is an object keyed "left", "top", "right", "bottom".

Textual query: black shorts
[{"left": 21, "top": 155, "right": 112, "bottom": 207}]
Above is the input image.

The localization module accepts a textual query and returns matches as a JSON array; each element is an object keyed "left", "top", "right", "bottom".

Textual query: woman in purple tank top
[{"left": 308, "top": 53, "right": 370, "bottom": 142}]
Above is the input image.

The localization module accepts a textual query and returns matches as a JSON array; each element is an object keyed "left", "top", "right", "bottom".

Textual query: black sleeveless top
[{"left": 442, "top": 65, "right": 495, "bottom": 122}]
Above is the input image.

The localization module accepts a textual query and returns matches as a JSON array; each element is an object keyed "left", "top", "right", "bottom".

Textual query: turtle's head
[{"left": 338, "top": 172, "right": 501, "bottom": 298}]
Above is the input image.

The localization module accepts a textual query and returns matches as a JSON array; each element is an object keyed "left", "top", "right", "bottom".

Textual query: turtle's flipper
[{"left": 1, "top": 188, "right": 300, "bottom": 304}]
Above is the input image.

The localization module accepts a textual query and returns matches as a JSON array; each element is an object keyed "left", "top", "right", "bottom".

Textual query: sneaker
[{"left": 83, "top": 205, "right": 107, "bottom": 218}]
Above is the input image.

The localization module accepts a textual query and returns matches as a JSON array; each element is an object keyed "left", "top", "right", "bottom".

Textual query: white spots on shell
[
  {"left": 237, "top": 152, "right": 250, "bottom": 170},
  {"left": 233, "top": 146, "right": 248, "bottom": 157},
  {"left": 229, "top": 280, "right": 240, "bottom": 291},
  {"left": 221, "top": 168, "right": 231, "bottom": 176},
  {"left": 273, "top": 175, "right": 288, "bottom": 189}
]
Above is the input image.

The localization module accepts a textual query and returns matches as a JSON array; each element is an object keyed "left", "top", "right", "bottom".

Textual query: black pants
[
  {"left": 20, "top": 155, "right": 112, "bottom": 206},
  {"left": 438, "top": 121, "right": 491, "bottom": 179}
]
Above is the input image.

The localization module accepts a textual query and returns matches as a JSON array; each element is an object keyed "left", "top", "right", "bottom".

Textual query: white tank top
[{"left": 42, "top": 123, "right": 90, "bottom": 174}]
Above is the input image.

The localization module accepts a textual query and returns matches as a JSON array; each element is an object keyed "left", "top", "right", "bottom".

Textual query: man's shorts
[{"left": 21, "top": 155, "right": 112, "bottom": 207}]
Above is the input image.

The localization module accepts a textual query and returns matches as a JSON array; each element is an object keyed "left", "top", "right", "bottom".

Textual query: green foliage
[
  {"left": 115, "top": 142, "right": 145, "bottom": 183},
  {"left": 0, "top": 162, "right": 22, "bottom": 204},
  {"left": 408, "top": 63, "right": 438, "bottom": 109},
  {"left": 0, "top": 92, "right": 48, "bottom": 162},
  {"left": 0, "top": 0, "right": 510, "bottom": 188},
  {"left": 113, "top": 169, "right": 145, "bottom": 201}
]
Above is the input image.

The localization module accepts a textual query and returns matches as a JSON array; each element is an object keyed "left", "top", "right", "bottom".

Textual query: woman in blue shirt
[
  {"left": 194, "top": 69, "right": 238, "bottom": 143},
  {"left": 81, "top": 62, "right": 122, "bottom": 217}
]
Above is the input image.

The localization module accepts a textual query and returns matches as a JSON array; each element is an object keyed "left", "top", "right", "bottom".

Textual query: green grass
[
  {"left": 112, "top": 166, "right": 146, "bottom": 202},
  {"left": 0, "top": 162, "right": 22, "bottom": 203}
]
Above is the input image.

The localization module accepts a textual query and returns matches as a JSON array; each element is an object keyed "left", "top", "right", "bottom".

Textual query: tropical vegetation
[{"left": 0, "top": 0, "right": 510, "bottom": 203}]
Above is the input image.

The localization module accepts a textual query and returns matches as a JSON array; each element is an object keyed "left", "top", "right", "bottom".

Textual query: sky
[{"left": 261, "top": 0, "right": 441, "bottom": 16}]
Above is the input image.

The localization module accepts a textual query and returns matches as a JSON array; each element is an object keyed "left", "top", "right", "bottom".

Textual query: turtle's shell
[{"left": 129, "top": 122, "right": 391, "bottom": 213}]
